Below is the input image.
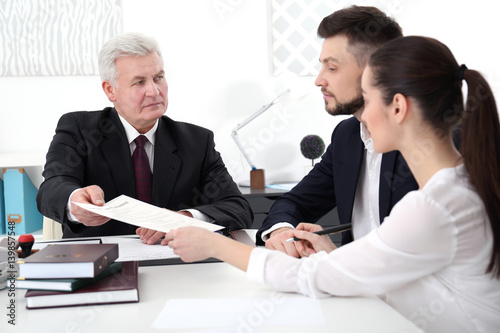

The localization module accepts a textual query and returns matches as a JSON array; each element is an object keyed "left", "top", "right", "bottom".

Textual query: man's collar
[
  {"left": 117, "top": 113, "right": 158, "bottom": 145},
  {"left": 359, "top": 122, "right": 374, "bottom": 154}
]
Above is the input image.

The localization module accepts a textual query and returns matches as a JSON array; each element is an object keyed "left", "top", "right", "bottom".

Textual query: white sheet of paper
[
  {"left": 101, "top": 237, "right": 179, "bottom": 262},
  {"left": 151, "top": 297, "right": 325, "bottom": 330},
  {"left": 73, "top": 195, "right": 223, "bottom": 233}
]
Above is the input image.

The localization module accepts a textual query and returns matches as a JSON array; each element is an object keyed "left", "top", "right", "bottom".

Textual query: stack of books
[{"left": 17, "top": 243, "right": 139, "bottom": 309}]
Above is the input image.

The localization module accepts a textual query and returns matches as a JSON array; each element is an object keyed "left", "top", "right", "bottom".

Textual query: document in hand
[
  {"left": 73, "top": 195, "right": 224, "bottom": 233},
  {"left": 18, "top": 243, "right": 118, "bottom": 279},
  {"left": 25, "top": 261, "right": 139, "bottom": 309}
]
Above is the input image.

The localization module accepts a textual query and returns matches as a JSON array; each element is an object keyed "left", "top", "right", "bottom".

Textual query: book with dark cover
[
  {"left": 25, "top": 261, "right": 139, "bottom": 309},
  {"left": 18, "top": 243, "right": 118, "bottom": 279},
  {"left": 17, "top": 262, "right": 123, "bottom": 292}
]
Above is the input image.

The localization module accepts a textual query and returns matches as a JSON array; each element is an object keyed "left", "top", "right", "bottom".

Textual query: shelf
[{"left": 0, "top": 152, "right": 46, "bottom": 189}]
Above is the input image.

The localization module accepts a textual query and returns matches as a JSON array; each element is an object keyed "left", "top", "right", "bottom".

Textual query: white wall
[{"left": 1, "top": 0, "right": 498, "bottom": 186}]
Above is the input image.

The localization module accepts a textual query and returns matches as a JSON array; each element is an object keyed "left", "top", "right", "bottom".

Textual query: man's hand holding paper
[{"left": 69, "top": 185, "right": 111, "bottom": 226}]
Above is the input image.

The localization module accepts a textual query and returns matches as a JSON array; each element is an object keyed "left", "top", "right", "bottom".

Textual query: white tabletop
[
  {"left": 1, "top": 230, "right": 422, "bottom": 332},
  {"left": 1, "top": 261, "right": 422, "bottom": 333}
]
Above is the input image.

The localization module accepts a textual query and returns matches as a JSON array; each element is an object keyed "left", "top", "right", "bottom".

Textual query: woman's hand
[
  {"left": 294, "top": 223, "right": 337, "bottom": 256},
  {"left": 163, "top": 227, "right": 216, "bottom": 262}
]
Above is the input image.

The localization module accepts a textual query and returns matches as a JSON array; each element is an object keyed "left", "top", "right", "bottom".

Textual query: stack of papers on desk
[{"left": 102, "top": 236, "right": 179, "bottom": 262}]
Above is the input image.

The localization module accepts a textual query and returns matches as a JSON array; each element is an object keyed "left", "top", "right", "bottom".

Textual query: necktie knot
[{"left": 135, "top": 135, "right": 148, "bottom": 149}]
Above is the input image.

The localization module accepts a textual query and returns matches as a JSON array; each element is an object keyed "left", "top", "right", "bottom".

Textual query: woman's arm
[{"left": 163, "top": 227, "right": 254, "bottom": 271}]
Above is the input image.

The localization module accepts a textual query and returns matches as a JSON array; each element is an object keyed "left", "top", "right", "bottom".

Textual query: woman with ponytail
[{"left": 162, "top": 36, "right": 500, "bottom": 332}]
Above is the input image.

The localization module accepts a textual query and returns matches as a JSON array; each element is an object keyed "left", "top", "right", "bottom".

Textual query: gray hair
[{"left": 98, "top": 32, "right": 163, "bottom": 86}]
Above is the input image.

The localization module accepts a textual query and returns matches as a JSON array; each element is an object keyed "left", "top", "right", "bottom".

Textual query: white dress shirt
[
  {"left": 247, "top": 164, "right": 500, "bottom": 332},
  {"left": 67, "top": 114, "right": 209, "bottom": 222},
  {"left": 120, "top": 113, "right": 157, "bottom": 173},
  {"left": 351, "top": 122, "right": 382, "bottom": 239}
]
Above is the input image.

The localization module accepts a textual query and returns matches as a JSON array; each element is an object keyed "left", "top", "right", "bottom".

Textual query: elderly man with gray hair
[{"left": 37, "top": 32, "right": 252, "bottom": 240}]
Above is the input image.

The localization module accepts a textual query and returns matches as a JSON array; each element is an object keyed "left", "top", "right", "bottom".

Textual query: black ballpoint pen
[{"left": 285, "top": 223, "right": 352, "bottom": 242}]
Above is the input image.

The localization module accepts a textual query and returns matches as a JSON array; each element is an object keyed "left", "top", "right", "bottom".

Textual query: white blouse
[{"left": 247, "top": 165, "right": 500, "bottom": 332}]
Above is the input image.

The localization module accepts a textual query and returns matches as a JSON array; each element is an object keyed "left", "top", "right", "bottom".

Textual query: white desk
[
  {"left": 1, "top": 263, "right": 422, "bottom": 333},
  {"left": 1, "top": 231, "right": 422, "bottom": 333}
]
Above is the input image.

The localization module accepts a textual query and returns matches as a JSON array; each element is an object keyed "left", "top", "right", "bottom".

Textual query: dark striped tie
[{"left": 132, "top": 135, "right": 152, "bottom": 204}]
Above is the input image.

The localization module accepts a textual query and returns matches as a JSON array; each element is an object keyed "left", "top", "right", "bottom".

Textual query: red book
[
  {"left": 18, "top": 243, "right": 119, "bottom": 279},
  {"left": 25, "top": 261, "right": 139, "bottom": 309}
]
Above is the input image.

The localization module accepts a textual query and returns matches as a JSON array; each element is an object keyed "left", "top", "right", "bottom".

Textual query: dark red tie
[{"left": 132, "top": 135, "right": 152, "bottom": 204}]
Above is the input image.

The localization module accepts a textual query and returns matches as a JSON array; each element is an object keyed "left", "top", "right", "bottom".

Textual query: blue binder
[
  {"left": 3, "top": 169, "right": 43, "bottom": 235},
  {"left": 0, "top": 178, "right": 5, "bottom": 234}
]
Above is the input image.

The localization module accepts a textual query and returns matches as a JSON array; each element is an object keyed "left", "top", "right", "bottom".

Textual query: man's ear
[
  {"left": 391, "top": 93, "right": 409, "bottom": 124},
  {"left": 102, "top": 81, "right": 116, "bottom": 102}
]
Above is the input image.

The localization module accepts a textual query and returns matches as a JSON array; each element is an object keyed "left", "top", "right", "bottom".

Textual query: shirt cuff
[
  {"left": 183, "top": 209, "right": 212, "bottom": 222},
  {"left": 66, "top": 188, "right": 82, "bottom": 222},
  {"left": 260, "top": 222, "right": 295, "bottom": 241},
  {"left": 246, "top": 247, "right": 270, "bottom": 284}
]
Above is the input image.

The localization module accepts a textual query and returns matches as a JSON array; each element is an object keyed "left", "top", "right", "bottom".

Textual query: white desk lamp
[{"left": 231, "top": 89, "right": 290, "bottom": 189}]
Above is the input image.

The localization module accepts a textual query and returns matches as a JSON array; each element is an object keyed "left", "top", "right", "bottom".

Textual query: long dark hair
[{"left": 369, "top": 36, "right": 500, "bottom": 278}]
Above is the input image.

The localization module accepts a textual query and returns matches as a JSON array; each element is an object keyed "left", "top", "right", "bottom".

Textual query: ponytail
[{"left": 461, "top": 69, "right": 500, "bottom": 278}]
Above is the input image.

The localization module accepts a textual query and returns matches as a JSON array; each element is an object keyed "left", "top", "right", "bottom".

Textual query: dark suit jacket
[
  {"left": 37, "top": 107, "right": 253, "bottom": 238},
  {"left": 256, "top": 116, "right": 418, "bottom": 245}
]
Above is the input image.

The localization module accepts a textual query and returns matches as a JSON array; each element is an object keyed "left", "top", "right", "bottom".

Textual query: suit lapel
[
  {"left": 101, "top": 110, "right": 135, "bottom": 197},
  {"left": 152, "top": 118, "right": 181, "bottom": 207},
  {"left": 337, "top": 127, "right": 364, "bottom": 223}
]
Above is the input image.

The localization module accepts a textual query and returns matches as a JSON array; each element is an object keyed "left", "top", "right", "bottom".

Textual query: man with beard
[{"left": 256, "top": 6, "right": 418, "bottom": 256}]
